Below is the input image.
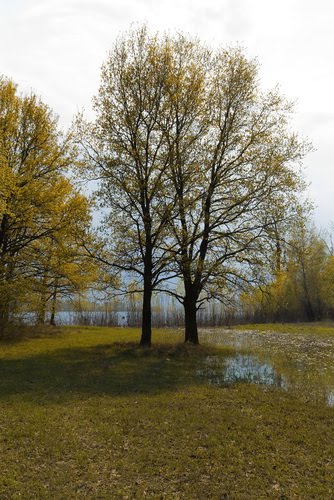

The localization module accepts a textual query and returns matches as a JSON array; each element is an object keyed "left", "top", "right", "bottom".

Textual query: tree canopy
[
  {"left": 77, "top": 26, "right": 309, "bottom": 344},
  {"left": 0, "top": 76, "right": 93, "bottom": 333}
]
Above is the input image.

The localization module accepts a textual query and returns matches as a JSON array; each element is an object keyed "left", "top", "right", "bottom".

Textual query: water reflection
[
  {"left": 197, "top": 354, "right": 287, "bottom": 388},
  {"left": 197, "top": 353, "right": 334, "bottom": 407},
  {"left": 200, "top": 329, "right": 334, "bottom": 407},
  {"left": 327, "top": 391, "right": 334, "bottom": 407},
  {"left": 224, "top": 354, "right": 287, "bottom": 387}
]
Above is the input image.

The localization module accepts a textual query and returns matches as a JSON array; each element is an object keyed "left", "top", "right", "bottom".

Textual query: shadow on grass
[{"left": 0, "top": 342, "right": 222, "bottom": 404}]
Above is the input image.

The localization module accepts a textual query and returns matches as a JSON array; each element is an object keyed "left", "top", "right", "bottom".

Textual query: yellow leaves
[
  {"left": 0, "top": 75, "right": 78, "bottom": 225},
  {"left": 0, "top": 162, "right": 15, "bottom": 216},
  {"left": 0, "top": 76, "right": 94, "bottom": 324}
]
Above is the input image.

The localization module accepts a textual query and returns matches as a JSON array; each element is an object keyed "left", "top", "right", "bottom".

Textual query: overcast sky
[{"left": 1, "top": 0, "right": 333, "bottom": 228}]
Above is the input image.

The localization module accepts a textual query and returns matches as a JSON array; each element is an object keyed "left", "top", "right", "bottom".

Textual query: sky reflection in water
[
  {"left": 197, "top": 354, "right": 287, "bottom": 389},
  {"left": 198, "top": 329, "right": 334, "bottom": 407}
]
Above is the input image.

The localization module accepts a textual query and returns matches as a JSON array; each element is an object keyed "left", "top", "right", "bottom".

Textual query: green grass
[{"left": 0, "top": 325, "right": 333, "bottom": 498}]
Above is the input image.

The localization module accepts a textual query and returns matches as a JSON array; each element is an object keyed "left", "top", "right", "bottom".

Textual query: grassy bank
[{"left": 0, "top": 326, "right": 333, "bottom": 498}]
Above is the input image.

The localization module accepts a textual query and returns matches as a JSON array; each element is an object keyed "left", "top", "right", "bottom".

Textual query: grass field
[{"left": 0, "top": 325, "right": 333, "bottom": 498}]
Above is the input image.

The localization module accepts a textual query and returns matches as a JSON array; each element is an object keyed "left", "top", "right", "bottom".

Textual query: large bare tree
[
  {"left": 157, "top": 39, "right": 308, "bottom": 343},
  {"left": 79, "top": 27, "right": 308, "bottom": 345},
  {"left": 76, "top": 27, "right": 178, "bottom": 346}
]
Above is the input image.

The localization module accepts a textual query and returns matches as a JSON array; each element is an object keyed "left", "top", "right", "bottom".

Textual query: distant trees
[
  {"left": 78, "top": 26, "right": 309, "bottom": 344},
  {"left": 29, "top": 186, "right": 95, "bottom": 325},
  {"left": 240, "top": 213, "right": 334, "bottom": 323},
  {"left": 0, "top": 77, "right": 93, "bottom": 334}
]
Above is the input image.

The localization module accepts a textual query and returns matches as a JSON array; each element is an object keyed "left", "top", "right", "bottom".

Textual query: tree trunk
[
  {"left": 50, "top": 282, "right": 58, "bottom": 326},
  {"left": 140, "top": 212, "right": 153, "bottom": 347},
  {"left": 140, "top": 242, "right": 153, "bottom": 346},
  {"left": 50, "top": 297, "right": 56, "bottom": 326},
  {"left": 304, "top": 298, "right": 315, "bottom": 322},
  {"left": 140, "top": 281, "right": 152, "bottom": 346},
  {"left": 37, "top": 297, "right": 46, "bottom": 324},
  {"left": 0, "top": 259, "right": 15, "bottom": 336},
  {"left": 0, "top": 214, "right": 9, "bottom": 254},
  {"left": 50, "top": 309, "right": 56, "bottom": 326},
  {"left": 184, "top": 293, "right": 199, "bottom": 345},
  {"left": 0, "top": 302, "right": 10, "bottom": 337},
  {"left": 301, "top": 265, "right": 315, "bottom": 321}
]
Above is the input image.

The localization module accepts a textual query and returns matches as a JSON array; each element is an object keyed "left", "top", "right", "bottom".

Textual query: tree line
[
  {"left": 241, "top": 218, "right": 334, "bottom": 323},
  {"left": 2, "top": 25, "right": 329, "bottom": 344}
]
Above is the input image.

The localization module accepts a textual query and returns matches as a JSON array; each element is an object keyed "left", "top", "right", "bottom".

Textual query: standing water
[{"left": 198, "top": 327, "right": 334, "bottom": 407}]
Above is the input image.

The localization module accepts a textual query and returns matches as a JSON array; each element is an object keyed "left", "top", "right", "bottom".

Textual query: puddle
[
  {"left": 197, "top": 354, "right": 287, "bottom": 388},
  {"left": 224, "top": 355, "right": 287, "bottom": 387},
  {"left": 197, "top": 329, "right": 334, "bottom": 407},
  {"left": 328, "top": 391, "right": 334, "bottom": 407}
]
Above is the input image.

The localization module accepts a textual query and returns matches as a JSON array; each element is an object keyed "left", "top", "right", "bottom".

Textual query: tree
[
  {"left": 239, "top": 208, "right": 334, "bottom": 324},
  {"left": 28, "top": 186, "right": 95, "bottom": 325},
  {"left": 78, "top": 27, "right": 309, "bottom": 345},
  {"left": 0, "top": 76, "right": 91, "bottom": 332},
  {"left": 320, "top": 255, "right": 334, "bottom": 318},
  {"left": 286, "top": 219, "right": 328, "bottom": 321},
  {"left": 156, "top": 40, "right": 308, "bottom": 343},
  {"left": 76, "top": 27, "right": 177, "bottom": 346}
]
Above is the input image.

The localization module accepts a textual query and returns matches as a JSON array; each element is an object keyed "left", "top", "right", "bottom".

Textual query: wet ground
[{"left": 198, "top": 327, "right": 334, "bottom": 407}]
